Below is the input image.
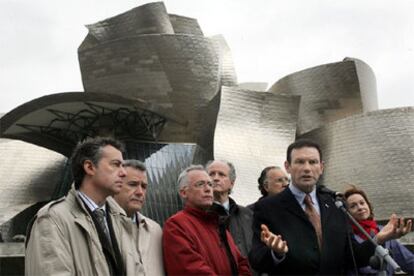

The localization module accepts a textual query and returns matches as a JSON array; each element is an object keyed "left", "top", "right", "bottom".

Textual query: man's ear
[
  {"left": 320, "top": 160, "right": 325, "bottom": 174},
  {"left": 263, "top": 182, "right": 269, "bottom": 192},
  {"left": 83, "top": 160, "right": 95, "bottom": 176},
  {"left": 179, "top": 187, "right": 187, "bottom": 200},
  {"left": 284, "top": 160, "right": 291, "bottom": 174}
]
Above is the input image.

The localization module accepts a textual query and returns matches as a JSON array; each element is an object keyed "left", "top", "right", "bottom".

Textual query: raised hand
[
  {"left": 376, "top": 214, "right": 412, "bottom": 244},
  {"left": 260, "top": 224, "right": 288, "bottom": 255}
]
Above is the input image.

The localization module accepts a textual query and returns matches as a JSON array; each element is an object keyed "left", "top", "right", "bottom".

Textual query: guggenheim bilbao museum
[{"left": 0, "top": 2, "right": 413, "bottom": 247}]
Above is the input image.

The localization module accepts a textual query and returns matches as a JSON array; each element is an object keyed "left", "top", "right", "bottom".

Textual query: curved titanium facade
[
  {"left": 269, "top": 58, "right": 378, "bottom": 135},
  {"left": 211, "top": 35, "right": 238, "bottom": 86},
  {"left": 85, "top": 2, "right": 174, "bottom": 42},
  {"left": 0, "top": 2, "right": 234, "bottom": 240},
  {"left": 169, "top": 14, "right": 204, "bottom": 35},
  {"left": 300, "top": 107, "right": 414, "bottom": 220},
  {"left": 214, "top": 86, "right": 300, "bottom": 205},
  {"left": 78, "top": 2, "right": 236, "bottom": 150},
  {"left": 0, "top": 139, "right": 66, "bottom": 227},
  {"left": 1, "top": 2, "right": 413, "bottom": 248},
  {"left": 79, "top": 35, "right": 220, "bottom": 147}
]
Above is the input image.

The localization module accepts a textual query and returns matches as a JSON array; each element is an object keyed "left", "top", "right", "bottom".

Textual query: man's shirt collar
[
  {"left": 289, "top": 183, "right": 320, "bottom": 214},
  {"left": 77, "top": 190, "right": 107, "bottom": 212}
]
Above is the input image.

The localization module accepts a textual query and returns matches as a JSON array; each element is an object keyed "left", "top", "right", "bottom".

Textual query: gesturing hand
[
  {"left": 376, "top": 214, "right": 412, "bottom": 244},
  {"left": 260, "top": 224, "right": 288, "bottom": 255}
]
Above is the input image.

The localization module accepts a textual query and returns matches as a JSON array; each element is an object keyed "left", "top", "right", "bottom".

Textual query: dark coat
[
  {"left": 212, "top": 197, "right": 254, "bottom": 257},
  {"left": 249, "top": 187, "right": 375, "bottom": 275},
  {"left": 229, "top": 197, "right": 254, "bottom": 257}
]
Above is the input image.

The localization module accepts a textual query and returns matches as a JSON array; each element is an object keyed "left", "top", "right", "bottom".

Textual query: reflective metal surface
[
  {"left": 213, "top": 86, "right": 300, "bottom": 205},
  {"left": 300, "top": 107, "right": 414, "bottom": 220},
  {"left": 0, "top": 2, "right": 412, "bottom": 242},
  {"left": 78, "top": 2, "right": 232, "bottom": 150},
  {"left": 0, "top": 139, "right": 66, "bottom": 226},
  {"left": 269, "top": 58, "right": 378, "bottom": 135},
  {"left": 211, "top": 35, "right": 238, "bottom": 86}
]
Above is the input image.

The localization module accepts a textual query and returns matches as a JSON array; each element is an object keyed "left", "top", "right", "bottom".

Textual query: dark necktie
[
  {"left": 304, "top": 194, "right": 322, "bottom": 250},
  {"left": 94, "top": 208, "right": 112, "bottom": 247}
]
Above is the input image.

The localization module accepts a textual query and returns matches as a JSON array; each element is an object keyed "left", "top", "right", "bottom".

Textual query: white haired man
[{"left": 162, "top": 165, "right": 251, "bottom": 275}]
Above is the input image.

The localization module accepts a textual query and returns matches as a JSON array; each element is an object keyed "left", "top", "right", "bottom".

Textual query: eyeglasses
[{"left": 192, "top": 181, "right": 213, "bottom": 189}]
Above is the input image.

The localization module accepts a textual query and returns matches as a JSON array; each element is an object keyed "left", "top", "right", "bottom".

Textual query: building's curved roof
[
  {"left": 83, "top": 2, "right": 174, "bottom": 44},
  {"left": 0, "top": 92, "right": 187, "bottom": 156},
  {"left": 168, "top": 14, "right": 203, "bottom": 35},
  {"left": 78, "top": 1, "right": 237, "bottom": 150},
  {"left": 300, "top": 106, "right": 414, "bottom": 220}
]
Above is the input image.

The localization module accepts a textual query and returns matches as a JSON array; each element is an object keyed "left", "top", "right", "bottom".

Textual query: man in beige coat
[
  {"left": 112, "top": 159, "right": 164, "bottom": 276},
  {"left": 25, "top": 137, "right": 140, "bottom": 275}
]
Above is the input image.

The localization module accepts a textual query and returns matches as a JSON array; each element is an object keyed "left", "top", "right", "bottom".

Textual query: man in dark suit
[{"left": 249, "top": 139, "right": 411, "bottom": 275}]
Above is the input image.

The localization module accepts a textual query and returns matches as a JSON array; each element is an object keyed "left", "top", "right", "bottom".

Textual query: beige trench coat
[
  {"left": 25, "top": 187, "right": 143, "bottom": 276},
  {"left": 136, "top": 213, "right": 164, "bottom": 276},
  {"left": 107, "top": 197, "right": 165, "bottom": 276}
]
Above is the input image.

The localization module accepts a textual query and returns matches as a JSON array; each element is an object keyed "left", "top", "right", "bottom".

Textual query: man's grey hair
[
  {"left": 123, "top": 159, "right": 146, "bottom": 171},
  {"left": 177, "top": 165, "right": 206, "bottom": 189},
  {"left": 205, "top": 160, "right": 236, "bottom": 182},
  {"left": 258, "top": 166, "right": 283, "bottom": 196}
]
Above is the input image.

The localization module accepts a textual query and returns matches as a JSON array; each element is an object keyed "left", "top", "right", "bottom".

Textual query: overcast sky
[{"left": 1, "top": 0, "right": 413, "bottom": 113}]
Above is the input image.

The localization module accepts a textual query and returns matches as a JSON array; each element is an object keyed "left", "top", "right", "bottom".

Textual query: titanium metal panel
[
  {"left": 0, "top": 139, "right": 66, "bottom": 226},
  {"left": 78, "top": 2, "right": 236, "bottom": 150},
  {"left": 79, "top": 34, "right": 220, "bottom": 148},
  {"left": 269, "top": 58, "right": 378, "bottom": 135},
  {"left": 213, "top": 86, "right": 300, "bottom": 206},
  {"left": 211, "top": 35, "right": 238, "bottom": 86},
  {"left": 237, "top": 82, "right": 268, "bottom": 92},
  {"left": 300, "top": 107, "right": 414, "bottom": 220},
  {"left": 169, "top": 14, "right": 204, "bottom": 36},
  {"left": 83, "top": 2, "right": 174, "bottom": 45}
]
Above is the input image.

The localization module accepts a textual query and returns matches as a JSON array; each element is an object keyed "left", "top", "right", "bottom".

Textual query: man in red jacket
[{"left": 162, "top": 165, "right": 251, "bottom": 276}]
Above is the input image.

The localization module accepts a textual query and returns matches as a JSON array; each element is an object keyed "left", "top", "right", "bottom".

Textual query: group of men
[
  {"left": 25, "top": 137, "right": 411, "bottom": 275},
  {"left": 25, "top": 137, "right": 163, "bottom": 275}
]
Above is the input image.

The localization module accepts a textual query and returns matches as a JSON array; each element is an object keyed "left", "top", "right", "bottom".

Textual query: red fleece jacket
[{"left": 163, "top": 206, "right": 251, "bottom": 275}]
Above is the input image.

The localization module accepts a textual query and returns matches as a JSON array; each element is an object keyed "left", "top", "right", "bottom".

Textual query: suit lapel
[
  {"left": 138, "top": 216, "right": 150, "bottom": 257},
  {"left": 71, "top": 195, "right": 108, "bottom": 275},
  {"left": 317, "top": 192, "right": 337, "bottom": 240},
  {"left": 281, "top": 188, "right": 309, "bottom": 222},
  {"left": 71, "top": 191, "right": 104, "bottom": 254},
  {"left": 73, "top": 193, "right": 117, "bottom": 262}
]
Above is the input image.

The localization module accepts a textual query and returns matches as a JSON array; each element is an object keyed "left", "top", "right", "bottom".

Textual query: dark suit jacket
[{"left": 249, "top": 187, "right": 375, "bottom": 275}]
